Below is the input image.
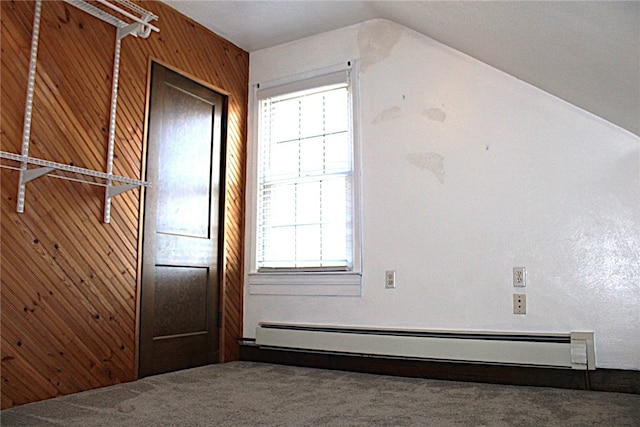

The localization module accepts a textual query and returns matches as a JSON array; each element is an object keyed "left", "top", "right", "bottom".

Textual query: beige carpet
[{"left": 2, "top": 361, "right": 639, "bottom": 426}]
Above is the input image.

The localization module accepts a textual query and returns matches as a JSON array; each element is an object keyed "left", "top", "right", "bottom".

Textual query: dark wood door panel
[
  {"left": 153, "top": 266, "right": 209, "bottom": 337},
  {"left": 149, "top": 334, "right": 213, "bottom": 375},
  {"left": 139, "top": 63, "right": 226, "bottom": 377},
  {"left": 156, "top": 82, "right": 215, "bottom": 239}
]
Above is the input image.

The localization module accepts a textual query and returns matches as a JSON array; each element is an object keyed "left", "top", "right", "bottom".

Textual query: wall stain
[
  {"left": 372, "top": 106, "right": 401, "bottom": 124},
  {"left": 422, "top": 107, "right": 447, "bottom": 123},
  {"left": 358, "top": 20, "right": 403, "bottom": 72},
  {"left": 406, "top": 152, "right": 445, "bottom": 183}
]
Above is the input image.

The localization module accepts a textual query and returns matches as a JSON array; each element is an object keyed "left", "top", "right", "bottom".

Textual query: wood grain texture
[{"left": 1, "top": 0, "right": 248, "bottom": 408}]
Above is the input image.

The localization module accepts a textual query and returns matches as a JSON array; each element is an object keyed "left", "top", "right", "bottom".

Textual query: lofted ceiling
[{"left": 163, "top": 1, "right": 640, "bottom": 137}]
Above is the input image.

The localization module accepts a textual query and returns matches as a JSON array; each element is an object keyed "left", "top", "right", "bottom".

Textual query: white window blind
[{"left": 256, "top": 69, "right": 354, "bottom": 271}]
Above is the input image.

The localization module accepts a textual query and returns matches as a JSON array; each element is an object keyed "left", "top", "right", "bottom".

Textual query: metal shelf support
[{"left": 2, "top": 0, "right": 158, "bottom": 223}]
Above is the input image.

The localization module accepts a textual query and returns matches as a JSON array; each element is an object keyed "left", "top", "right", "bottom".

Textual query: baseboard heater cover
[{"left": 255, "top": 323, "right": 595, "bottom": 370}]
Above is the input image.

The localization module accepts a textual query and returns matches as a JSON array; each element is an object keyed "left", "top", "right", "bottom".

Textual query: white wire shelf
[
  {"left": 7, "top": 0, "right": 158, "bottom": 223},
  {"left": 0, "top": 151, "right": 149, "bottom": 187},
  {"left": 63, "top": 0, "right": 159, "bottom": 37}
]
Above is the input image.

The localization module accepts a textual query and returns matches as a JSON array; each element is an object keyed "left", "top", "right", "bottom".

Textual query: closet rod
[
  {"left": 64, "top": 0, "right": 159, "bottom": 36},
  {"left": 95, "top": 0, "right": 159, "bottom": 34}
]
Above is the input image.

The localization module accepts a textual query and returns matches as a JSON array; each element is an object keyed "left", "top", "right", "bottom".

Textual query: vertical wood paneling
[{"left": 1, "top": 0, "right": 248, "bottom": 408}]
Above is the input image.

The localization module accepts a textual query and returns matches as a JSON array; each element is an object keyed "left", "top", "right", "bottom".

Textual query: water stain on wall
[
  {"left": 372, "top": 106, "right": 401, "bottom": 124},
  {"left": 407, "top": 152, "right": 445, "bottom": 183},
  {"left": 358, "top": 20, "right": 403, "bottom": 72},
  {"left": 422, "top": 107, "right": 447, "bottom": 123}
]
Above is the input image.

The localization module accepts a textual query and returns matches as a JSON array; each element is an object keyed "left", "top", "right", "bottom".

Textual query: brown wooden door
[{"left": 139, "top": 63, "right": 226, "bottom": 377}]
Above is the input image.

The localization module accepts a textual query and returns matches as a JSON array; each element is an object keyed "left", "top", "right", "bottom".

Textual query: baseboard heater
[{"left": 256, "top": 323, "right": 596, "bottom": 370}]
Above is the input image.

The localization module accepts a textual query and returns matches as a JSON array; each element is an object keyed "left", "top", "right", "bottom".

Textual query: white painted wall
[{"left": 244, "top": 19, "right": 640, "bottom": 370}]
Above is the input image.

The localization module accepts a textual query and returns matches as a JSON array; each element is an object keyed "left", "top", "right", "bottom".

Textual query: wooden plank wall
[{"left": 0, "top": 0, "right": 248, "bottom": 408}]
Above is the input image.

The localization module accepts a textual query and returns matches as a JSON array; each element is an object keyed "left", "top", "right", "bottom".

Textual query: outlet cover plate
[
  {"left": 513, "top": 267, "right": 526, "bottom": 287},
  {"left": 385, "top": 270, "right": 396, "bottom": 289},
  {"left": 513, "top": 293, "right": 526, "bottom": 314}
]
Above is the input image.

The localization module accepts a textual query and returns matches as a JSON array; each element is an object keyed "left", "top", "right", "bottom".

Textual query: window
[{"left": 249, "top": 63, "right": 361, "bottom": 296}]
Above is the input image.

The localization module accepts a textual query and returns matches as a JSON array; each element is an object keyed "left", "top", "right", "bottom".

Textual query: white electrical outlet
[
  {"left": 385, "top": 270, "right": 396, "bottom": 289},
  {"left": 513, "top": 294, "right": 526, "bottom": 314},
  {"left": 513, "top": 267, "right": 526, "bottom": 287}
]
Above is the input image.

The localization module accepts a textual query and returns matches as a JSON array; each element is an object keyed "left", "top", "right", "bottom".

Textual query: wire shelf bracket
[{"left": 1, "top": 0, "right": 158, "bottom": 223}]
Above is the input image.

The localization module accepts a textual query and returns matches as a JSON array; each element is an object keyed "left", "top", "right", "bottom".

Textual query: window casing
[{"left": 248, "top": 63, "right": 362, "bottom": 296}]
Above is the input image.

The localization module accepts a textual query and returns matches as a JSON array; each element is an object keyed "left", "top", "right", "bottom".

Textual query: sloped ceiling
[{"left": 164, "top": 1, "right": 640, "bottom": 137}]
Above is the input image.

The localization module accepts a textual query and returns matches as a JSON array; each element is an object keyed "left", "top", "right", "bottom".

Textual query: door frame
[{"left": 135, "top": 59, "right": 230, "bottom": 378}]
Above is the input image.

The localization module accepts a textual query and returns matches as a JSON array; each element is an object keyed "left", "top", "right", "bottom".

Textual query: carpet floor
[{"left": 2, "top": 361, "right": 639, "bottom": 426}]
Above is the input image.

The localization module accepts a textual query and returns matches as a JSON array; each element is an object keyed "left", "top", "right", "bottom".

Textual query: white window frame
[{"left": 247, "top": 61, "right": 362, "bottom": 296}]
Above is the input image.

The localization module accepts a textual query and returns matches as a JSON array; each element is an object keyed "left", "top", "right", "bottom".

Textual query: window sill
[{"left": 248, "top": 272, "right": 362, "bottom": 296}]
